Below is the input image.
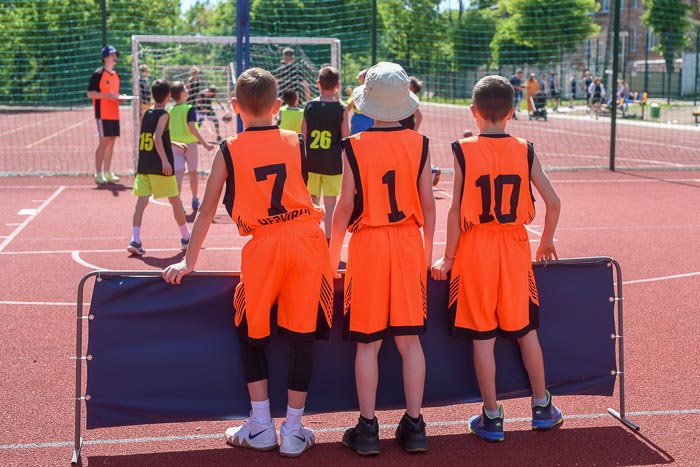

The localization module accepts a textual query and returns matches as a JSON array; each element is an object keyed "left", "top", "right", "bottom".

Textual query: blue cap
[{"left": 102, "top": 45, "right": 119, "bottom": 58}]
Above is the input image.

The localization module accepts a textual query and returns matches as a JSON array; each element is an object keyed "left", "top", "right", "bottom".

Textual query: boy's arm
[
  {"left": 163, "top": 149, "right": 227, "bottom": 284},
  {"left": 188, "top": 122, "right": 214, "bottom": 150},
  {"left": 431, "top": 151, "right": 463, "bottom": 280},
  {"left": 153, "top": 113, "right": 173, "bottom": 176},
  {"left": 340, "top": 107, "right": 350, "bottom": 139},
  {"left": 417, "top": 150, "right": 436, "bottom": 266},
  {"left": 530, "top": 150, "right": 561, "bottom": 262},
  {"left": 343, "top": 104, "right": 353, "bottom": 134},
  {"left": 413, "top": 107, "right": 423, "bottom": 132},
  {"left": 301, "top": 113, "right": 308, "bottom": 140},
  {"left": 328, "top": 151, "right": 355, "bottom": 275}
]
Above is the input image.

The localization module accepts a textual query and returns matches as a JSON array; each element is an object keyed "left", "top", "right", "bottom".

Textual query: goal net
[{"left": 132, "top": 35, "right": 341, "bottom": 170}]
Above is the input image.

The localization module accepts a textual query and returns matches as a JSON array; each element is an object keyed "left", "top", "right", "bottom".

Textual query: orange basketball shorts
[
  {"left": 344, "top": 222, "right": 427, "bottom": 343},
  {"left": 449, "top": 223, "right": 539, "bottom": 340},
  {"left": 233, "top": 220, "right": 334, "bottom": 345}
]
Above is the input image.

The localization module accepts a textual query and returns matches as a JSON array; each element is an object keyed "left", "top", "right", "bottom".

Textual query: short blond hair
[{"left": 236, "top": 68, "right": 278, "bottom": 116}]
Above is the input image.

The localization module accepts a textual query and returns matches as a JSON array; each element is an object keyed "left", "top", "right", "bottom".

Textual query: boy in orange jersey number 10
[
  {"left": 163, "top": 68, "right": 334, "bottom": 458},
  {"left": 431, "top": 75, "right": 564, "bottom": 442},
  {"left": 329, "top": 62, "right": 436, "bottom": 455}
]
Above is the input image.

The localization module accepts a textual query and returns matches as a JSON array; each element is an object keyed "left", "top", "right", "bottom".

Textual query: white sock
[
  {"left": 534, "top": 394, "right": 549, "bottom": 407},
  {"left": 132, "top": 226, "right": 140, "bottom": 243},
  {"left": 485, "top": 407, "right": 501, "bottom": 418},
  {"left": 179, "top": 223, "right": 190, "bottom": 241},
  {"left": 283, "top": 405, "right": 304, "bottom": 433},
  {"left": 251, "top": 399, "right": 272, "bottom": 424}
]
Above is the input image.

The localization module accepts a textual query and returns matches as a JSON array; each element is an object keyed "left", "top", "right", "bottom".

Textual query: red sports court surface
[{"left": 0, "top": 168, "right": 698, "bottom": 466}]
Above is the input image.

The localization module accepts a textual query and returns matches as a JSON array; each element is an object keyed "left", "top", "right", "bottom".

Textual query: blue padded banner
[{"left": 85, "top": 259, "right": 616, "bottom": 429}]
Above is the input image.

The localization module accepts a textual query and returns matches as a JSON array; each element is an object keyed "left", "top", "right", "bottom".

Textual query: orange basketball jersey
[
  {"left": 341, "top": 127, "right": 428, "bottom": 233},
  {"left": 221, "top": 126, "right": 323, "bottom": 235},
  {"left": 452, "top": 135, "right": 535, "bottom": 231}
]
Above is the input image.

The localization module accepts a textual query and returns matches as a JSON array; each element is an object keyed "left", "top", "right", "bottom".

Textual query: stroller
[{"left": 529, "top": 91, "right": 547, "bottom": 121}]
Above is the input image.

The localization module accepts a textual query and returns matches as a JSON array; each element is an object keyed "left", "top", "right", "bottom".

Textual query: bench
[{"left": 693, "top": 108, "right": 700, "bottom": 124}]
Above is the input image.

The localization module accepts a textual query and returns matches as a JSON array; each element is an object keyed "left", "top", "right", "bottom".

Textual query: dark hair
[
  {"left": 281, "top": 89, "right": 298, "bottom": 106},
  {"left": 151, "top": 79, "right": 171, "bottom": 104},
  {"left": 472, "top": 75, "right": 513, "bottom": 123},
  {"left": 318, "top": 66, "right": 340, "bottom": 91},
  {"left": 236, "top": 67, "right": 278, "bottom": 116},
  {"left": 207, "top": 86, "right": 218, "bottom": 95},
  {"left": 408, "top": 76, "right": 422, "bottom": 94},
  {"left": 170, "top": 81, "right": 186, "bottom": 101}
]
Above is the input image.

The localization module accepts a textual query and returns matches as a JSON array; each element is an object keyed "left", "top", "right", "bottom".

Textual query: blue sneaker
[
  {"left": 180, "top": 237, "right": 189, "bottom": 251},
  {"left": 191, "top": 198, "right": 200, "bottom": 211},
  {"left": 127, "top": 240, "right": 145, "bottom": 256},
  {"left": 532, "top": 390, "right": 563, "bottom": 430},
  {"left": 469, "top": 405, "right": 504, "bottom": 442}
]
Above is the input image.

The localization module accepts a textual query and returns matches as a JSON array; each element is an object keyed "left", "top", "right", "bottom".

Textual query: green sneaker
[
  {"left": 95, "top": 173, "right": 107, "bottom": 185},
  {"left": 104, "top": 171, "right": 120, "bottom": 183}
]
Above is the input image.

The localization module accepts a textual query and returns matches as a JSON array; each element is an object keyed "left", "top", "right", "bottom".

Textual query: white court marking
[
  {"left": 18, "top": 208, "right": 37, "bottom": 215},
  {"left": 0, "top": 186, "right": 64, "bottom": 253},
  {"left": 71, "top": 251, "right": 103, "bottom": 270},
  {"left": 0, "top": 408, "right": 698, "bottom": 451}
]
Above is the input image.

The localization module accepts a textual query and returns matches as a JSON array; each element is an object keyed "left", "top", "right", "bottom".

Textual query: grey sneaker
[{"left": 127, "top": 240, "right": 144, "bottom": 256}]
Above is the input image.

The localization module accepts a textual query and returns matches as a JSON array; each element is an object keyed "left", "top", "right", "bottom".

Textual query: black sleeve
[
  {"left": 298, "top": 134, "right": 308, "bottom": 184},
  {"left": 220, "top": 142, "right": 235, "bottom": 217},
  {"left": 87, "top": 69, "right": 102, "bottom": 92}
]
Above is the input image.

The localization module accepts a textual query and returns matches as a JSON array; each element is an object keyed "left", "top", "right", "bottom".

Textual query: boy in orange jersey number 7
[
  {"left": 329, "top": 62, "right": 436, "bottom": 455},
  {"left": 431, "top": 75, "right": 563, "bottom": 442},
  {"left": 163, "top": 68, "right": 333, "bottom": 458}
]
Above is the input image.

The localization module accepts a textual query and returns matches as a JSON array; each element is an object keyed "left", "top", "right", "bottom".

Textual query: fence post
[{"left": 609, "top": 0, "right": 621, "bottom": 172}]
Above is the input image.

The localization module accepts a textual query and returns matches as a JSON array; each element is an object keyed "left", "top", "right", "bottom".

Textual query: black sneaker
[
  {"left": 127, "top": 240, "right": 145, "bottom": 256},
  {"left": 342, "top": 416, "right": 380, "bottom": 456},
  {"left": 395, "top": 412, "right": 429, "bottom": 453}
]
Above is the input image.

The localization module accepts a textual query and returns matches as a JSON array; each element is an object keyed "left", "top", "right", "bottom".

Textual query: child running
[
  {"left": 128, "top": 79, "right": 190, "bottom": 256},
  {"left": 329, "top": 62, "right": 436, "bottom": 455},
  {"left": 163, "top": 67, "right": 333, "bottom": 458},
  {"left": 301, "top": 66, "right": 348, "bottom": 241},
  {"left": 431, "top": 75, "right": 563, "bottom": 442}
]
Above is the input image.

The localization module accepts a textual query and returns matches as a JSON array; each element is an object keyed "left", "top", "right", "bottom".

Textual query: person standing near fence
[
  {"left": 138, "top": 64, "right": 152, "bottom": 117},
  {"left": 329, "top": 62, "right": 436, "bottom": 456},
  {"left": 569, "top": 73, "right": 577, "bottom": 109},
  {"left": 549, "top": 72, "right": 561, "bottom": 112},
  {"left": 431, "top": 75, "right": 563, "bottom": 442},
  {"left": 163, "top": 67, "right": 333, "bottom": 458},
  {"left": 588, "top": 76, "right": 606, "bottom": 119},
  {"left": 87, "top": 45, "right": 124, "bottom": 185},
  {"left": 509, "top": 69, "right": 523, "bottom": 119},
  {"left": 185, "top": 66, "right": 203, "bottom": 106}
]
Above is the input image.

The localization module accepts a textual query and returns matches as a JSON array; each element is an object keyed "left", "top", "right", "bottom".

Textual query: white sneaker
[
  {"left": 279, "top": 421, "right": 315, "bottom": 457},
  {"left": 225, "top": 417, "right": 278, "bottom": 451}
]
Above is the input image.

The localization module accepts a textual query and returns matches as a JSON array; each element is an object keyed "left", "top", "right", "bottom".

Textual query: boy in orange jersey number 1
[
  {"left": 163, "top": 68, "right": 333, "bottom": 458},
  {"left": 329, "top": 62, "right": 436, "bottom": 455},
  {"left": 431, "top": 75, "right": 563, "bottom": 442}
]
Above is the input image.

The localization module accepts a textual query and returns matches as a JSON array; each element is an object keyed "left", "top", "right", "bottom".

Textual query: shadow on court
[{"left": 83, "top": 426, "right": 673, "bottom": 466}]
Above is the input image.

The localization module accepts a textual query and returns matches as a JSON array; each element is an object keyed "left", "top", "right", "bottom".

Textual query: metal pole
[
  {"left": 609, "top": 0, "right": 621, "bottom": 172},
  {"left": 595, "top": 39, "right": 600, "bottom": 75},
  {"left": 643, "top": 29, "right": 649, "bottom": 119},
  {"left": 101, "top": 0, "right": 107, "bottom": 47},
  {"left": 371, "top": 0, "right": 377, "bottom": 65},
  {"left": 695, "top": 26, "right": 699, "bottom": 106},
  {"left": 236, "top": 0, "right": 251, "bottom": 133}
]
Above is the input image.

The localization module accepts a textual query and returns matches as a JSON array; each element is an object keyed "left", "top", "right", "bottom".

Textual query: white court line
[
  {"left": 0, "top": 186, "right": 64, "bottom": 253},
  {"left": 0, "top": 301, "right": 88, "bottom": 306},
  {"left": 71, "top": 251, "right": 103, "bottom": 270},
  {"left": 25, "top": 117, "right": 94, "bottom": 148},
  {"left": 1, "top": 408, "right": 698, "bottom": 451},
  {"left": 0, "top": 114, "right": 67, "bottom": 138},
  {"left": 1, "top": 246, "right": 243, "bottom": 255},
  {"left": 623, "top": 271, "right": 700, "bottom": 285}
]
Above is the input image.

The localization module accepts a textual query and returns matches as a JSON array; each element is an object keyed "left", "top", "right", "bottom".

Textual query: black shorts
[{"left": 97, "top": 119, "right": 120, "bottom": 137}]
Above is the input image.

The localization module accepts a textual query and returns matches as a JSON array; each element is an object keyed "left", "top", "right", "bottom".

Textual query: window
[
  {"left": 631, "top": 0, "right": 638, "bottom": 7},
  {"left": 646, "top": 30, "right": 657, "bottom": 51},
  {"left": 600, "top": 0, "right": 610, "bottom": 12},
  {"left": 630, "top": 28, "right": 637, "bottom": 52}
]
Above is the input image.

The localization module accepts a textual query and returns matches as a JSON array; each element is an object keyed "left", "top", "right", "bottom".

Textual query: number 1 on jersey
[{"left": 382, "top": 170, "right": 406, "bottom": 223}]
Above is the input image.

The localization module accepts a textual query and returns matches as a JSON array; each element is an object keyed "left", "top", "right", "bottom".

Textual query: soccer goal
[{"left": 131, "top": 35, "right": 341, "bottom": 168}]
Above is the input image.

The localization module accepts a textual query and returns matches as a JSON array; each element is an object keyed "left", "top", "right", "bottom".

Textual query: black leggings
[{"left": 238, "top": 338, "right": 314, "bottom": 392}]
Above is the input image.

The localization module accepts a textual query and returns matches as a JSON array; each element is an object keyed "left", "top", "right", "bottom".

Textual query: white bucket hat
[{"left": 352, "top": 62, "right": 419, "bottom": 122}]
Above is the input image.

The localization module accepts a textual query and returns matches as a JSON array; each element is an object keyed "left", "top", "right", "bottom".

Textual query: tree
[
  {"left": 451, "top": 6, "right": 497, "bottom": 71},
  {"left": 491, "top": 0, "right": 599, "bottom": 67},
  {"left": 642, "top": 0, "right": 692, "bottom": 98}
]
